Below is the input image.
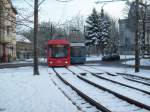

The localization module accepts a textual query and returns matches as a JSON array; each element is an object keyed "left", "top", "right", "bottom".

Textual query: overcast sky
[{"left": 12, "top": 0, "right": 127, "bottom": 23}]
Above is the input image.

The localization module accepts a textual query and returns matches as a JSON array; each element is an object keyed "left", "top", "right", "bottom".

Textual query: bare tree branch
[
  {"left": 23, "top": 0, "right": 34, "bottom": 8},
  {"left": 38, "top": 0, "right": 46, "bottom": 6}
]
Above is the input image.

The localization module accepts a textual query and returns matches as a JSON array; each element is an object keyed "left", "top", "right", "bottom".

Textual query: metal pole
[
  {"left": 34, "top": 0, "right": 39, "bottom": 75},
  {"left": 135, "top": 0, "right": 140, "bottom": 72}
]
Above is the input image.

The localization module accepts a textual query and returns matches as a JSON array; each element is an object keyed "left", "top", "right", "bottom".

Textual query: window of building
[{"left": 7, "top": 26, "right": 10, "bottom": 35}]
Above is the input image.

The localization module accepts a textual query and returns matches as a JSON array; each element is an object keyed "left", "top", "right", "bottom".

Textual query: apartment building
[{"left": 0, "top": 0, "right": 17, "bottom": 62}]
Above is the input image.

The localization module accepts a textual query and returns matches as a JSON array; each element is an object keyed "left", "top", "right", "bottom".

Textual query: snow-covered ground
[
  {"left": 86, "top": 55, "right": 102, "bottom": 61},
  {"left": 86, "top": 55, "right": 135, "bottom": 61},
  {"left": 124, "top": 58, "right": 150, "bottom": 66},
  {"left": 0, "top": 64, "right": 149, "bottom": 112},
  {"left": 120, "top": 55, "right": 135, "bottom": 59},
  {"left": 0, "top": 66, "right": 79, "bottom": 112}
]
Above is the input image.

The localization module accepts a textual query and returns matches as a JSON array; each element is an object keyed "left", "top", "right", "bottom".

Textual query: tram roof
[
  {"left": 70, "top": 43, "right": 85, "bottom": 46},
  {"left": 48, "top": 39, "right": 70, "bottom": 45}
]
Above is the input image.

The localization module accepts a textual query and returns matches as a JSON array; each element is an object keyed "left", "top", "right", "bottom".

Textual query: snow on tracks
[
  {"left": 74, "top": 65, "right": 150, "bottom": 110},
  {"left": 78, "top": 65, "right": 150, "bottom": 94},
  {"left": 50, "top": 70, "right": 100, "bottom": 112},
  {"left": 53, "top": 67, "right": 149, "bottom": 112}
]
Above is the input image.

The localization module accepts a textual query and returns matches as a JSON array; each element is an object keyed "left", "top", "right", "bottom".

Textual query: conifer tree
[
  {"left": 98, "top": 8, "right": 110, "bottom": 55},
  {"left": 85, "top": 8, "right": 99, "bottom": 46},
  {"left": 85, "top": 8, "right": 110, "bottom": 55}
]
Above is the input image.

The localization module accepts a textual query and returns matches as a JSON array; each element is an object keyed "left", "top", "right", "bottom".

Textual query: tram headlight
[
  {"left": 65, "top": 61, "right": 68, "bottom": 64},
  {"left": 50, "top": 61, "right": 53, "bottom": 64}
]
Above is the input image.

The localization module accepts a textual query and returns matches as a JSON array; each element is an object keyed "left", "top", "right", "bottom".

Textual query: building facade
[
  {"left": 145, "top": 5, "right": 150, "bottom": 55},
  {"left": 16, "top": 35, "right": 33, "bottom": 60},
  {"left": 119, "top": 3, "right": 150, "bottom": 56},
  {"left": 119, "top": 19, "right": 135, "bottom": 55},
  {"left": 0, "top": 0, "right": 17, "bottom": 62}
]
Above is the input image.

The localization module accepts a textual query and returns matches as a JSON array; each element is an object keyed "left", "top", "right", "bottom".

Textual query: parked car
[{"left": 102, "top": 54, "right": 120, "bottom": 61}]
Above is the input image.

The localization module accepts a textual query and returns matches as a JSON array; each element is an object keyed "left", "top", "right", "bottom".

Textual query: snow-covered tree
[
  {"left": 85, "top": 8, "right": 110, "bottom": 55},
  {"left": 98, "top": 8, "right": 110, "bottom": 55},
  {"left": 85, "top": 8, "right": 99, "bottom": 46}
]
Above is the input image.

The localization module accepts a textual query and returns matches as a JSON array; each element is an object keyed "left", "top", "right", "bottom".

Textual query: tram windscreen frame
[
  {"left": 49, "top": 45, "right": 68, "bottom": 58},
  {"left": 70, "top": 46, "right": 86, "bottom": 57}
]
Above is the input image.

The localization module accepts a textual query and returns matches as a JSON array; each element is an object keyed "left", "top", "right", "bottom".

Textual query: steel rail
[
  {"left": 67, "top": 66, "right": 150, "bottom": 111},
  {"left": 124, "top": 77, "right": 150, "bottom": 86},
  {"left": 117, "top": 72, "right": 150, "bottom": 82},
  {"left": 75, "top": 66, "right": 150, "bottom": 95},
  {"left": 50, "top": 77, "right": 82, "bottom": 111},
  {"left": 84, "top": 65, "right": 117, "bottom": 76},
  {"left": 52, "top": 68, "right": 111, "bottom": 112},
  {"left": 76, "top": 65, "right": 150, "bottom": 95},
  {"left": 92, "top": 73, "right": 150, "bottom": 95},
  {"left": 85, "top": 65, "right": 150, "bottom": 86},
  {"left": 77, "top": 75, "right": 150, "bottom": 111}
]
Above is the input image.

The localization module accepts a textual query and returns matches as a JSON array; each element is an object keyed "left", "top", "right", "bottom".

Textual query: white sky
[{"left": 12, "top": 0, "right": 127, "bottom": 23}]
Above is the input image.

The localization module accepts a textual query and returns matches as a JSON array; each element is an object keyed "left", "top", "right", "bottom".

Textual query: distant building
[
  {"left": 68, "top": 28, "right": 85, "bottom": 43},
  {"left": 0, "top": 0, "right": 17, "bottom": 62},
  {"left": 119, "top": 3, "right": 150, "bottom": 55},
  {"left": 145, "top": 5, "right": 150, "bottom": 54},
  {"left": 118, "top": 19, "right": 135, "bottom": 55},
  {"left": 16, "top": 35, "right": 33, "bottom": 60}
]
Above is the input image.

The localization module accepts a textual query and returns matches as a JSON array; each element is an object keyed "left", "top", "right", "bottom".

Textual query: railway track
[
  {"left": 74, "top": 65, "right": 150, "bottom": 95},
  {"left": 116, "top": 72, "right": 150, "bottom": 86},
  {"left": 68, "top": 66, "right": 150, "bottom": 110},
  {"left": 52, "top": 67, "right": 150, "bottom": 112},
  {"left": 50, "top": 71, "right": 100, "bottom": 112},
  {"left": 1, "top": 62, "right": 150, "bottom": 111},
  {"left": 50, "top": 68, "right": 102, "bottom": 112},
  {"left": 84, "top": 65, "right": 150, "bottom": 86}
]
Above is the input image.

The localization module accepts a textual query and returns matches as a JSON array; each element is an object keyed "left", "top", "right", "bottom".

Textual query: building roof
[{"left": 16, "top": 35, "right": 31, "bottom": 43}]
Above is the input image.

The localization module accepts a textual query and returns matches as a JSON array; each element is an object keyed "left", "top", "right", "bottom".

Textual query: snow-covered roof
[{"left": 16, "top": 35, "right": 31, "bottom": 43}]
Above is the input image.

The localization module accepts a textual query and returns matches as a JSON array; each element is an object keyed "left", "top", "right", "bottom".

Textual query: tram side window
[
  {"left": 71, "top": 46, "right": 86, "bottom": 57},
  {"left": 51, "top": 45, "right": 68, "bottom": 58}
]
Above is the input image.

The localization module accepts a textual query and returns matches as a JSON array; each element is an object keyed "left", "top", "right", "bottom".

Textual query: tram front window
[{"left": 51, "top": 45, "right": 68, "bottom": 58}]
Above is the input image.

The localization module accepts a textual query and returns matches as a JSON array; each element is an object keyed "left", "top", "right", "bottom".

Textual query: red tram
[{"left": 47, "top": 39, "right": 70, "bottom": 67}]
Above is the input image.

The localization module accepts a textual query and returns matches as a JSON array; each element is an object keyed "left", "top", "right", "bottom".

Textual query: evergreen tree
[
  {"left": 85, "top": 8, "right": 99, "bottom": 46},
  {"left": 85, "top": 8, "right": 110, "bottom": 55},
  {"left": 98, "top": 8, "right": 110, "bottom": 55}
]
